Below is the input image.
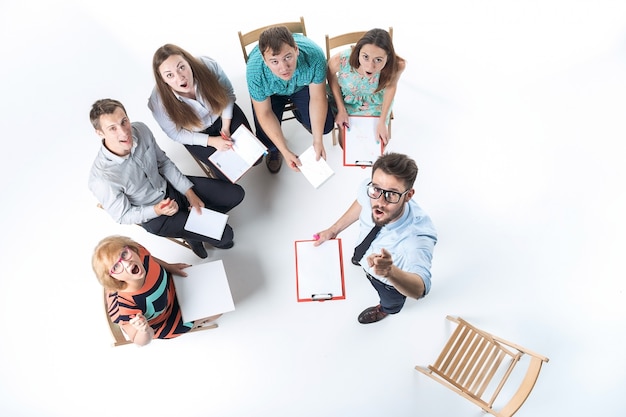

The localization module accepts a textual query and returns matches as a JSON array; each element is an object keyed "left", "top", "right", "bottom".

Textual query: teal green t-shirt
[{"left": 246, "top": 33, "right": 327, "bottom": 101}]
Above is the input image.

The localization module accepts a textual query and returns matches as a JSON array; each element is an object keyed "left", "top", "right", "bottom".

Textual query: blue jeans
[
  {"left": 252, "top": 86, "right": 335, "bottom": 152},
  {"left": 365, "top": 273, "right": 406, "bottom": 314}
]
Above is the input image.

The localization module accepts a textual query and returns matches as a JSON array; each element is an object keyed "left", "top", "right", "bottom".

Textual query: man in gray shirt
[{"left": 88, "top": 98, "right": 244, "bottom": 258}]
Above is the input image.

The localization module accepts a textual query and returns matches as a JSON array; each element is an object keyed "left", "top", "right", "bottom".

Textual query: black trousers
[
  {"left": 141, "top": 177, "right": 244, "bottom": 247},
  {"left": 185, "top": 103, "right": 252, "bottom": 182}
]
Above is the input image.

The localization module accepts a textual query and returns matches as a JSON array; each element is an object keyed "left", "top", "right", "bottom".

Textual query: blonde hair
[{"left": 92, "top": 235, "right": 141, "bottom": 291}]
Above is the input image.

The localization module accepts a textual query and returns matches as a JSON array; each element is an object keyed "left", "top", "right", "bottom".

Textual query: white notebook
[
  {"left": 183, "top": 207, "right": 228, "bottom": 240},
  {"left": 209, "top": 125, "right": 267, "bottom": 183},
  {"left": 298, "top": 146, "right": 334, "bottom": 189},
  {"left": 173, "top": 260, "right": 235, "bottom": 322}
]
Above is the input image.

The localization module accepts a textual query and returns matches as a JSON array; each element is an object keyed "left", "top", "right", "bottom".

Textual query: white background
[{"left": 0, "top": 1, "right": 624, "bottom": 416}]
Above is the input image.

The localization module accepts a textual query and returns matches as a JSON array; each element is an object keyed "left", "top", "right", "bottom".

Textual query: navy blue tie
[{"left": 352, "top": 225, "right": 381, "bottom": 265}]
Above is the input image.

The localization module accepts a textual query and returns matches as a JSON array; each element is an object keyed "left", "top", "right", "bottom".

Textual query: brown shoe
[
  {"left": 265, "top": 151, "right": 283, "bottom": 174},
  {"left": 358, "top": 305, "right": 389, "bottom": 324}
]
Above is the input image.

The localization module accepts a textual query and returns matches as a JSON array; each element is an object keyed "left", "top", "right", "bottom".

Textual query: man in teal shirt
[{"left": 246, "top": 26, "right": 334, "bottom": 173}]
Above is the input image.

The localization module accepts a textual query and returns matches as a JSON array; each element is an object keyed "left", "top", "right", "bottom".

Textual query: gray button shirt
[{"left": 89, "top": 121, "right": 193, "bottom": 224}]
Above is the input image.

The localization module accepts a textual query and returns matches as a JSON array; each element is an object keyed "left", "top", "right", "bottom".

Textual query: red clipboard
[
  {"left": 342, "top": 116, "right": 384, "bottom": 167},
  {"left": 294, "top": 239, "right": 345, "bottom": 302}
]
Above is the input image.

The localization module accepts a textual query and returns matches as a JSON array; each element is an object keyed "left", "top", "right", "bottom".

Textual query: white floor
[{"left": 1, "top": 1, "right": 625, "bottom": 416}]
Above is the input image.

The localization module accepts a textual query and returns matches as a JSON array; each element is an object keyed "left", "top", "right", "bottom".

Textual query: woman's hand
[{"left": 129, "top": 313, "right": 149, "bottom": 333}]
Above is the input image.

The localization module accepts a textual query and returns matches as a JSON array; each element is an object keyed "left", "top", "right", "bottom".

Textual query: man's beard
[{"left": 371, "top": 203, "right": 404, "bottom": 227}]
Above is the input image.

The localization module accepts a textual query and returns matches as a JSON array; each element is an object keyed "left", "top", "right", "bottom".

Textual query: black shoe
[
  {"left": 265, "top": 151, "right": 282, "bottom": 174},
  {"left": 358, "top": 305, "right": 389, "bottom": 324},
  {"left": 213, "top": 240, "right": 234, "bottom": 249},
  {"left": 187, "top": 240, "right": 208, "bottom": 258}
]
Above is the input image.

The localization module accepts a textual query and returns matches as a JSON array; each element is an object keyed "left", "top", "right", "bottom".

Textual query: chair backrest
[
  {"left": 325, "top": 27, "right": 393, "bottom": 61},
  {"left": 103, "top": 290, "right": 133, "bottom": 347},
  {"left": 238, "top": 16, "right": 307, "bottom": 63},
  {"left": 415, "top": 315, "right": 549, "bottom": 417}
]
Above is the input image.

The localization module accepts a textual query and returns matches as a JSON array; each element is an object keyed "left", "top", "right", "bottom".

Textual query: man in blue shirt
[
  {"left": 246, "top": 26, "right": 334, "bottom": 173},
  {"left": 314, "top": 153, "right": 437, "bottom": 324}
]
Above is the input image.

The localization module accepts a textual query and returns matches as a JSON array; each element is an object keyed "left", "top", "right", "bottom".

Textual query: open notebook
[{"left": 209, "top": 125, "right": 267, "bottom": 183}]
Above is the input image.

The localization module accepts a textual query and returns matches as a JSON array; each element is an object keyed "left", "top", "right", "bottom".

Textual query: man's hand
[
  {"left": 155, "top": 198, "right": 179, "bottom": 216},
  {"left": 367, "top": 248, "right": 394, "bottom": 276},
  {"left": 185, "top": 189, "right": 205, "bottom": 214},
  {"left": 312, "top": 229, "right": 337, "bottom": 246},
  {"left": 312, "top": 140, "right": 326, "bottom": 161},
  {"left": 283, "top": 150, "right": 301, "bottom": 171}
]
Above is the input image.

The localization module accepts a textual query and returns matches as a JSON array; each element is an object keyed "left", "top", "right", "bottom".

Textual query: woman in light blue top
[{"left": 149, "top": 44, "right": 253, "bottom": 182}]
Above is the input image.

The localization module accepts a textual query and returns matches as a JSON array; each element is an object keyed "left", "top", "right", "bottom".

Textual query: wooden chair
[
  {"left": 189, "top": 152, "right": 216, "bottom": 179},
  {"left": 103, "top": 290, "right": 218, "bottom": 347},
  {"left": 325, "top": 28, "right": 394, "bottom": 145},
  {"left": 415, "top": 315, "right": 549, "bottom": 417},
  {"left": 238, "top": 16, "right": 307, "bottom": 123}
]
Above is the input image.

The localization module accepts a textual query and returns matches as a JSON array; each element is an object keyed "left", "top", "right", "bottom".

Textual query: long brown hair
[
  {"left": 152, "top": 44, "right": 229, "bottom": 130},
  {"left": 349, "top": 29, "right": 404, "bottom": 93}
]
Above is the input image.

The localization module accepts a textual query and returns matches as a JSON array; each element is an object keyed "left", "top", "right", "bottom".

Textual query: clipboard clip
[{"left": 312, "top": 293, "right": 332, "bottom": 301}]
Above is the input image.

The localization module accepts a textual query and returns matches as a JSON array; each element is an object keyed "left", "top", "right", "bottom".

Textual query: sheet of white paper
[
  {"left": 209, "top": 125, "right": 267, "bottom": 183},
  {"left": 344, "top": 116, "right": 382, "bottom": 166},
  {"left": 298, "top": 146, "right": 334, "bottom": 189},
  {"left": 173, "top": 260, "right": 235, "bottom": 322},
  {"left": 183, "top": 207, "right": 228, "bottom": 240},
  {"left": 295, "top": 239, "right": 344, "bottom": 300}
]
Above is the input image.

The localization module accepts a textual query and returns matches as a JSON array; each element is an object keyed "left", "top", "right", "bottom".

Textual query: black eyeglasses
[
  {"left": 110, "top": 246, "right": 132, "bottom": 275},
  {"left": 366, "top": 182, "right": 410, "bottom": 204}
]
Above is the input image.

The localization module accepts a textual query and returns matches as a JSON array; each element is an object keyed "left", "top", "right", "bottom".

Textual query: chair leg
[
  {"left": 190, "top": 153, "right": 215, "bottom": 178},
  {"left": 167, "top": 237, "right": 193, "bottom": 251}
]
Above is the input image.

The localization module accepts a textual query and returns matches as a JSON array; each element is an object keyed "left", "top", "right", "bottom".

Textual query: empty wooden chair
[{"left": 415, "top": 315, "right": 549, "bottom": 417}]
